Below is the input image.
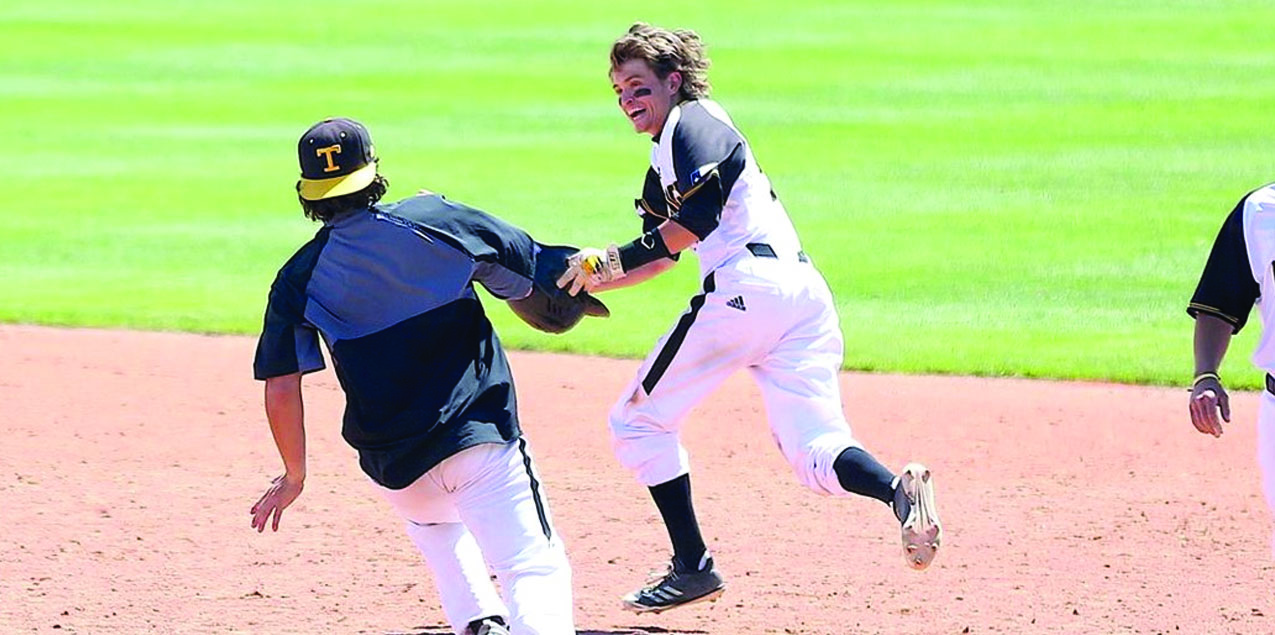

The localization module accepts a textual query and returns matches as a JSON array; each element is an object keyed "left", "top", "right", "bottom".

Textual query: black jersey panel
[
  {"left": 1189, "top": 195, "right": 1259, "bottom": 333},
  {"left": 668, "top": 102, "right": 747, "bottom": 240}
]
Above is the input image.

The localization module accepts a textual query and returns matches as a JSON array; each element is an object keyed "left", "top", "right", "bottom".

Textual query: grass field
[{"left": 3, "top": 0, "right": 1274, "bottom": 386}]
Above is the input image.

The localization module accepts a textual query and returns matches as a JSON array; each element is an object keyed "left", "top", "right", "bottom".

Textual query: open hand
[{"left": 250, "top": 474, "right": 304, "bottom": 532}]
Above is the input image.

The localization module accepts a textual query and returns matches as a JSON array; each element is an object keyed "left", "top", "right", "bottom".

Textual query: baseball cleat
[
  {"left": 893, "top": 462, "right": 942, "bottom": 570},
  {"left": 464, "top": 616, "right": 509, "bottom": 635},
  {"left": 621, "top": 558, "right": 726, "bottom": 614}
]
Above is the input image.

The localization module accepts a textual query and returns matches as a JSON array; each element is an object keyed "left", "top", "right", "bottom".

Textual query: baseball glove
[{"left": 507, "top": 244, "right": 610, "bottom": 334}]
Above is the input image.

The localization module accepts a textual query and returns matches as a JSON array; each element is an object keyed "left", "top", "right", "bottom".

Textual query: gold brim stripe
[{"left": 299, "top": 162, "right": 378, "bottom": 201}]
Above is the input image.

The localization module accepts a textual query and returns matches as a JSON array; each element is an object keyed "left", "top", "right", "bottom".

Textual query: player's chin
[{"left": 626, "top": 111, "right": 650, "bottom": 133}]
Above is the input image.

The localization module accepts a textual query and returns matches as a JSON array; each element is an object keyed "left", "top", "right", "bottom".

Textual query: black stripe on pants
[
  {"left": 517, "top": 437, "right": 552, "bottom": 540},
  {"left": 642, "top": 272, "right": 717, "bottom": 395}
]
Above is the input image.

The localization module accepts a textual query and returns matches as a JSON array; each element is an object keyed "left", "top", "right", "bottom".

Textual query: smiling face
[{"left": 610, "top": 59, "right": 682, "bottom": 138}]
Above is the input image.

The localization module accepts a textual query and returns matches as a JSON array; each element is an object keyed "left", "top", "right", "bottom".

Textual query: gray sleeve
[
  {"left": 474, "top": 256, "right": 534, "bottom": 300},
  {"left": 460, "top": 208, "right": 537, "bottom": 300}
]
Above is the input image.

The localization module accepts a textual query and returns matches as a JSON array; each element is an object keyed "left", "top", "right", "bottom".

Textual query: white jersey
[
  {"left": 1189, "top": 183, "right": 1275, "bottom": 372},
  {"left": 637, "top": 99, "right": 804, "bottom": 278},
  {"left": 1245, "top": 186, "right": 1275, "bottom": 372},
  {"left": 1192, "top": 185, "right": 1275, "bottom": 556},
  {"left": 610, "top": 98, "right": 865, "bottom": 499}
]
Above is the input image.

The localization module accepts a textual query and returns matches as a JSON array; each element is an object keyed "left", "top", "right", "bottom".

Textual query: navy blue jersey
[{"left": 253, "top": 194, "right": 537, "bottom": 489}]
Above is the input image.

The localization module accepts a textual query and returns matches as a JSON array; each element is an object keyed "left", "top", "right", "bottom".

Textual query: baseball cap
[{"left": 297, "top": 117, "right": 378, "bottom": 201}]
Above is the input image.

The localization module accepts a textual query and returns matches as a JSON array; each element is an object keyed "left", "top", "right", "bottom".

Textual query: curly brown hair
[
  {"left": 610, "top": 22, "right": 711, "bottom": 101},
  {"left": 296, "top": 173, "right": 389, "bottom": 223}
]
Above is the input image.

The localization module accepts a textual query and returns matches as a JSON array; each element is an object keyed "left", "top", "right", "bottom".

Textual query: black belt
[
  {"left": 1267, "top": 374, "right": 1275, "bottom": 396},
  {"left": 747, "top": 242, "right": 809, "bottom": 263}
]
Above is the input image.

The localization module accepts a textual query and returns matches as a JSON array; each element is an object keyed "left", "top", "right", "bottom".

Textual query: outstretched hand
[
  {"left": 250, "top": 474, "right": 305, "bottom": 532},
  {"left": 1188, "top": 376, "right": 1229, "bottom": 438},
  {"left": 556, "top": 248, "right": 606, "bottom": 296},
  {"left": 556, "top": 246, "right": 624, "bottom": 296}
]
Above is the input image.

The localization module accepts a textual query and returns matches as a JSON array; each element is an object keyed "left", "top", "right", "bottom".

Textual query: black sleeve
[
  {"left": 641, "top": 213, "right": 662, "bottom": 234},
  {"left": 636, "top": 167, "right": 669, "bottom": 220},
  {"left": 1188, "top": 197, "right": 1259, "bottom": 333},
  {"left": 668, "top": 107, "right": 747, "bottom": 240},
  {"left": 635, "top": 168, "right": 679, "bottom": 261},
  {"left": 253, "top": 240, "right": 327, "bottom": 380}
]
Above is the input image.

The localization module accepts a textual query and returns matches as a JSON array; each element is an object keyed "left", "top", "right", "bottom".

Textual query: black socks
[
  {"left": 833, "top": 446, "right": 896, "bottom": 505},
  {"left": 648, "top": 450, "right": 896, "bottom": 573},
  {"left": 648, "top": 474, "right": 709, "bottom": 572}
]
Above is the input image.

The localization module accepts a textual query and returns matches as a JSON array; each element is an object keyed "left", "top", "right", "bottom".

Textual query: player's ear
[{"left": 665, "top": 71, "right": 683, "bottom": 96}]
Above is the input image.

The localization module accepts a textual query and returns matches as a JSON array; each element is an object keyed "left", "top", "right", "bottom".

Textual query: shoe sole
[
  {"left": 899, "top": 462, "right": 942, "bottom": 570},
  {"left": 621, "top": 585, "right": 726, "bottom": 615}
]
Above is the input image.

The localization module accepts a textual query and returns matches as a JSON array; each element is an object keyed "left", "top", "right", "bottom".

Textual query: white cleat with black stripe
[{"left": 621, "top": 558, "right": 726, "bottom": 614}]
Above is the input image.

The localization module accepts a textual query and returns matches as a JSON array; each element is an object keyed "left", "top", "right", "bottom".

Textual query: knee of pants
[
  {"left": 486, "top": 538, "right": 571, "bottom": 580},
  {"left": 782, "top": 431, "right": 859, "bottom": 497},
  {"left": 608, "top": 406, "right": 687, "bottom": 486}
]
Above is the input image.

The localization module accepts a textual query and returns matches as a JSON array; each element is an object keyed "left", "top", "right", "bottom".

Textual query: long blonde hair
[{"left": 610, "top": 22, "right": 711, "bottom": 101}]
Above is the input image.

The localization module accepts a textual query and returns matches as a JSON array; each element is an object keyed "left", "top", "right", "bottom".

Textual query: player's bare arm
[
  {"left": 1187, "top": 194, "right": 1260, "bottom": 440},
  {"left": 557, "top": 215, "right": 699, "bottom": 296},
  {"left": 589, "top": 257, "right": 677, "bottom": 293},
  {"left": 251, "top": 372, "right": 307, "bottom": 532},
  {"left": 1190, "top": 314, "right": 1234, "bottom": 438}
]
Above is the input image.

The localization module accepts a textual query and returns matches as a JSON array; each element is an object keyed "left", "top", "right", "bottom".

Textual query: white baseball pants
[
  {"left": 374, "top": 439, "right": 574, "bottom": 635},
  {"left": 1258, "top": 391, "right": 1275, "bottom": 556},
  {"left": 610, "top": 256, "right": 861, "bottom": 496}
]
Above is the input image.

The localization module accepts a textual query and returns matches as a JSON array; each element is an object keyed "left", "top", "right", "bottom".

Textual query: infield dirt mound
[{"left": 1, "top": 325, "right": 1272, "bottom": 633}]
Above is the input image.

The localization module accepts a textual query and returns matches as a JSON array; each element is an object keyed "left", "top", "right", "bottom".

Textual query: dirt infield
[{"left": 2, "top": 325, "right": 1273, "bottom": 634}]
